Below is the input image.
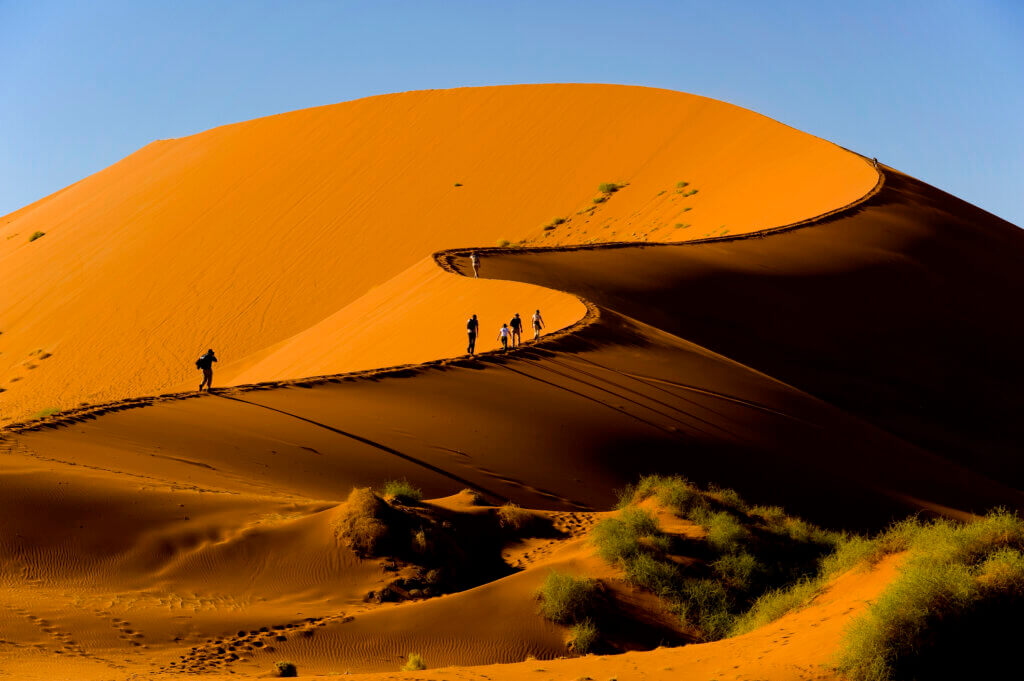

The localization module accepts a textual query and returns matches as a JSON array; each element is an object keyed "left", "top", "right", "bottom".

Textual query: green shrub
[
  {"left": 29, "top": 231, "right": 45, "bottom": 242},
  {"left": 676, "top": 181, "right": 689, "bottom": 188},
  {"left": 569, "top": 619, "right": 598, "bottom": 654},
  {"left": 592, "top": 508, "right": 660, "bottom": 564},
  {"left": 598, "top": 182, "right": 620, "bottom": 194},
  {"left": 624, "top": 551, "right": 680, "bottom": 598},
  {"left": 497, "top": 502, "right": 535, "bottom": 531},
  {"left": 592, "top": 195, "right": 607, "bottom": 204},
  {"left": 696, "top": 510, "right": 750, "bottom": 554},
  {"left": 680, "top": 579, "right": 733, "bottom": 640},
  {"left": 400, "top": 653, "right": 427, "bottom": 671},
  {"left": 712, "top": 551, "right": 761, "bottom": 591},
  {"left": 274, "top": 660, "right": 298, "bottom": 677},
  {"left": 837, "top": 510, "right": 1024, "bottom": 681},
  {"left": 496, "top": 239, "right": 511, "bottom": 247},
  {"left": 537, "top": 571, "right": 600, "bottom": 624},
  {"left": 454, "top": 182, "right": 462, "bottom": 187},
  {"left": 33, "top": 407, "right": 60, "bottom": 419},
  {"left": 379, "top": 479, "right": 423, "bottom": 504}
]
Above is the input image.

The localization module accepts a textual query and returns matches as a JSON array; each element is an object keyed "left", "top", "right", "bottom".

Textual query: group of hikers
[
  {"left": 466, "top": 309, "right": 544, "bottom": 355},
  {"left": 192, "top": 252, "right": 540, "bottom": 391}
]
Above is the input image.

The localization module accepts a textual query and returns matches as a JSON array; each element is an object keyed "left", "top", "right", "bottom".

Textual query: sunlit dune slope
[{"left": 0, "top": 84, "right": 874, "bottom": 420}]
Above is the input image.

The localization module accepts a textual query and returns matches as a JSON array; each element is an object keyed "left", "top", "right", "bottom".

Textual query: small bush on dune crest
[
  {"left": 400, "top": 652, "right": 426, "bottom": 671},
  {"left": 568, "top": 619, "right": 598, "bottom": 654},
  {"left": 274, "top": 660, "right": 298, "bottom": 677},
  {"left": 537, "top": 571, "right": 600, "bottom": 624},
  {"left": 334, "top": 487, "right": 389, "bottom": 557},
  {"left": 598, "top": 182, "right": 621, "bottom": 194},
  {"left": 379, "top": 479, "right": 422, "bottom": 504},
  {"left": 496, "top": 238, "right": 511, "bottom": 247},
  {"left": 29, "top": 230, "right": 45, "bottom": 242},
  {"left": 497, "top": 502, "right": 535, "bottom": 531}
]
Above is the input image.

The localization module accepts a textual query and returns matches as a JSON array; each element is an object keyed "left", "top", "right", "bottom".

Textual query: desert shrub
[
  {"left": 400, "top": 652, "right": 427, "bottom": 671},
  {"left": 676, "top": 181, "right": 689, "bottom": 188},
  {"left": 29, "top": 231, "right": 45, "bottom": 242},
  {"left": 624, "top": 551, "right": 680, "bottom": 598},
  {"left": 33, "top": 407, "right": 60, "bottom": 419},
  {"left": 274, "top": 660, "right": 298, "bottom": 677},
  {"left": 551, "top": 217, "right": 566, "bottom": 225},
  {"left": 379, "top": 478, "right": 422, "bottom": 504},
  {"left": 837, "top": 510, "right": 1024, "bottom": 681},
  {"left": 496, "top": 238, "right": 511, "bottom": 247},
  {"left": 592, "top": 507, "right": 661, "bottom": 564},
  {"left": 696, "top": 510, "right": 750, "bottom": 554},
  {"left": 454, "top": 182, "right": 462, "bottom": 187},
  {"left": 568, "top": 619, "right": 598, "bottom": 654},
  {"left": 537, "top": 571, "right": 600, "bottom": 624},
  {"left": 711, "top": 551, "right": 761, "bottom": 591},
  {"left": 543, "top": 223, "right": 557, "bottom": 231},
  {"left": 497, "top": 502, "right": 535, "bottom": 531},
  {"left": 598, "top": 182, "right": 620, "bottom": 194},
  {"left": 679, "top": 578, "right": 733, "bottom": 640},
  {"left": 334, "top": 487, "right": 389, "bottom": 557},
  {"left": 592, "top": 195, "right": 607, "bottom": 204}
]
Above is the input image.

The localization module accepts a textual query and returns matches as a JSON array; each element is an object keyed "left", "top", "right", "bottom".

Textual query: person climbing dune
[
  {"left": 196, "top": 349, "right": 217, "bottom": 392},
  {"left": 470, "top": 251, "right": 480, "bottom": 278},
  {"left": 467, "top": 314, "right": 479, "bottom": 355},
  {"left": 532, "top": 309, "right": 545, "bottom": 340},
  {"left": 498, "top": 323, "right": 510, "bottom": 352},
  {"left": 509, "top": 313, "right": 523, "bottom": 348}
]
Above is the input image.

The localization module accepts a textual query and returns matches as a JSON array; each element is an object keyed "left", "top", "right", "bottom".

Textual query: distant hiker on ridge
[
  {"left": 196, "top": 349, "right": 217, "bottom": 392},
  {"left": 467, "top": 314, "right": 479, "bottom": 355},
  {"left": 532, "top": 309, "right": 545, "bottom": 340},
  {"left": 498, "top": 323, "right": 510, "bottom": 352},
  {"left": 470, "top": 252, "right": 480, "bottom": 278},
  {"left": 509, "top": 313, "right": 523, "bottom": 348}
]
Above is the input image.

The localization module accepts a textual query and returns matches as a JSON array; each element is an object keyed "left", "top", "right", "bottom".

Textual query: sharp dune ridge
[{"left": 1, "top": 85, "right": 1022, "bottom": 680}]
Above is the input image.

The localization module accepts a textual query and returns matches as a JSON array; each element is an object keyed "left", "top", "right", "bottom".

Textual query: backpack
[{"left": 195, "top": 356, "right": 204, "bottom": 370}]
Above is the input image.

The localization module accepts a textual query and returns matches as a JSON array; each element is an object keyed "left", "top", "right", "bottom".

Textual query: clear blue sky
[{"left": 2, "top": 1, "right": 1021, "bottom": 224}]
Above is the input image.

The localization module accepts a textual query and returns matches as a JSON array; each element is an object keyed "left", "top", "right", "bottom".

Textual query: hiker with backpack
[
  {"left": 498, "top": 323, "right": 510, "bottom": 352},
  {"left": 467, "top": 314, "right": 479, "bottom": 355},
  {"left": 196, "top": 349, "right": 217, "bottom": 392},
  {"left": 509, "top": 313, "right": 523, "bottom": 348}
]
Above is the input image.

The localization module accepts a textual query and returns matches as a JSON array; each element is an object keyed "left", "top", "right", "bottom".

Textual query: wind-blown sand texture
[{"left": 1, "top": 85, "right": 1021, "bottom": 680}]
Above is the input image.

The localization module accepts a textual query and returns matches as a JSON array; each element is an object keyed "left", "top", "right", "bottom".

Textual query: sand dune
[
  {"left": 1, "top": 85, "right": 1021, "bottom": 680},
  {"left": 0, "top": 84, "right": 873, "bottom": 422}
]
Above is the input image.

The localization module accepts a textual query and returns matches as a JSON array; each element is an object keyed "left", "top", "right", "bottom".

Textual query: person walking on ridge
[
  {"left": 498, "top": 323, "right": 510, "bottom": 352},
  {"left": 509, "top": 313, "right": 523, "bottom": 348},
  {"left": 532, "top": 309, "right": 545, "bottom": 340},
  {"left": 196, "top": 349, "right": 218, "bottom": 392},
  {"left": 467, "top": 314, "right": 479, "bottom": 355},
  {"left": 470, "top": 252, "right": 480, "bottom": 278}
]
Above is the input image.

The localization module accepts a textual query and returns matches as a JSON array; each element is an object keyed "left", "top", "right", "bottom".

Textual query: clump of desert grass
[
  {"left": 378, "top": 478, "right": 423, "bottom": 504},
  {"left": 33, "top": 407, "right": 61, "bottom": 419},
  {"left": 400, "top": 652, "right": 427, "bottom": 671},
  {"left": 496, "top": 502, "right": 537, "bottom": 531},
  {"left": 29, "top": 230, "right": 45, "bottom": 242},
  {"left": 333, "top": 487, "right": 390, "bottom": 557},
  {"left": 598, "top": 182, "right": 621, "bottom": 194},
  {"left": 274, "top": 660, "right": 298, "bottom": 677},
  {"left": 496, "top": 238, "right": 511, "bottom": 247},
  {"left": 536, "top": 571, "right": 604, "bottom": 654},
  {"left": 600, "top": 475, "right": 844, "bottom": 641},
  {"left": 835, "top": 510, "right": 1024, "bottom": 681}
]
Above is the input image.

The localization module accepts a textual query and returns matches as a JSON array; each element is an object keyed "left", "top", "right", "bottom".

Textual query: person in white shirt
[
  {"left": 470, "top": 252, "right": 480, "bottom": 278},
  {"left": 497, "top": 323, "right": 510, "bottom": 352},
  {"left": 532, "top": 309, "right": 545, "bottom": 340}
]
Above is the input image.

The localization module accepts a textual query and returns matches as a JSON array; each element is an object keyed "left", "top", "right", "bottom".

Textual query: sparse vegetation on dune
[
  {"left": 33, "top": 407, "right": 61, "bottom": 419},
  {"left": 496, "top": 238, "right": 511, "bottom": 247},
  {"left": 537, "top": 571, "right": 601, "bottom": 624},
  {"left": 378, "top": 478, "right": 423, "bottom": 504},
  {"left": 603, "top": 475, "right": 844, "bottom": 641},
  {"left": 569, "top": 619, "right": 598, "bottom": 654},
  {"left": 274, "top": 660, "right": 297, "bottom": 677},
  {"left": 401, "top": 652, "right": 427, "bottom": 671},
  {"left": 598, "top": 182, "right": 621, "bottom": 194},
  {"left": 836, "top": 510, "right": 1024, "bottom": 681},
  {"left": 496, "top": 502, "right": 536, "bottom": 531},
  {"left": 28, "top": 230, "right": 45, "bottom": 242}
]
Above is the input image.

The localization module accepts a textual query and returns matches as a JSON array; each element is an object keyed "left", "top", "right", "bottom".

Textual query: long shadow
[{"left": 213, "top": 393, "right": 507, "bottom": 500}]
